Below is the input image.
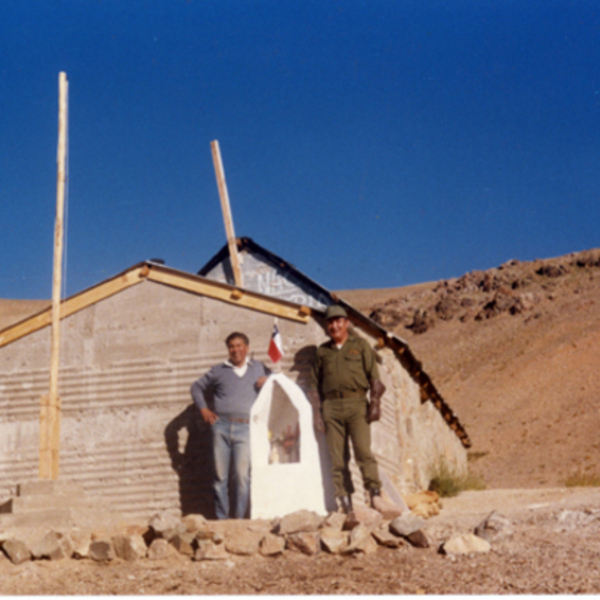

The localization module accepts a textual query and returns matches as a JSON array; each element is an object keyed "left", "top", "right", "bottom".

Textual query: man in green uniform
[{"left": 309, "top": 305, "right": 386, "bottom": 514}]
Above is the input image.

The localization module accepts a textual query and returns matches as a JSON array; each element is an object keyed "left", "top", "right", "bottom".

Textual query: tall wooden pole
[
  {"left": 210, "top": 140, "right": 243, "bottom": 288},
  {"left": 40, "top": 71, "right": 68, "bottom": 480}
]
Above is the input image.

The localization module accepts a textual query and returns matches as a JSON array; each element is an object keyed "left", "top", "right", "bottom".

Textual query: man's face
[
  {"left": 326, "top": 316, "right": 349, "bottom": 344},
  {"left": 227, "top": 337, "right": 249, "bottom": 367}
]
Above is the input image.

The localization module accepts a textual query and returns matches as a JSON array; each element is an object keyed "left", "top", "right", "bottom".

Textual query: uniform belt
[{"left": 324, "top": 390, "right": 365, "bottom": 400}]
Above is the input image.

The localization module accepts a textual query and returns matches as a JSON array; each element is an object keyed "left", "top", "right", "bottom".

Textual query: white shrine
[{"left": 250, "top": 373, "right": 335, "bottom": 518}]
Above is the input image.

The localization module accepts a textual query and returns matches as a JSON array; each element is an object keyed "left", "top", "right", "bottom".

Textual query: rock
[
  {"left": 286, "top": 531, "right": 321, "bottom": 556},
  {"left": 225, "top": 530, "right": 263, "bottom": 556},
  {"left": 474, "top": 510, "right": 513, "bottom": 542},
  {"left": 69, "top": 528, "right": 92, "bottom": 558},
  {"left": 194, "top": 541, "right": 229, "bottom": 561},
  {"left": 404, "top": 490, "right": 440, "bottom": 510},
  {"left": 574, "top": 249, "right": 600, "bottom": 268},
  {"left": 122, "top": 523, "right": 149, "bottom": 537},
  {"left": 510, "top": 292, "right": 538, "bottom": 315},
  {"left": 112, "top": 533, "right": 147, "bottom": 562},
  {"left": 344, "top": 506, "right": 383, "bottom": 530},
  {"left": 278, "top": 510, "right": 322, "bottom": 534},
  {"left": 322, "top": 512, "right": 346, "bottom": 531},
  {"left": 247, "top": 520, "right": 272, "bottom": 533},
  {"left": 407, "top": 309, "right": 434, "bottom": 334},
  {"left": 89, "top": 538, "right": 115, "bottom": 562},
  {"left": 344, "top": 524, "right": 377, "bottom": 554},
  {"left": 259, "top": 533, "right": 286, "bottom": 557},
  {"left": 212, "top": 532, "right": 225, "bottom": 544},
  {"left": 434, "top": 296, "right": 460, "bottom": 320},
  {"left": 406, "top": 530, "right": 430, "bottom": 548},
  {"left": 441, "top": 533, "right": 491, "bottom": 555},
  {"left": 536, "top": 264, "right": 564, "bottom": 278},
  {"left": 372, "top": 527, "right": 404, "bottom": 548},
  {"left": 2, "top": 538, "right": 31, "bottom": 565},
  {"left": 31, "top": 530, "right": 74, "bottom": 560},
  {"left": 320, "top": 527, "right": 350, "bottom": 554},
  {"left": 555, "top": 509, "right": 597, "bottom": 531},
  {"left": 169, "top": 532, "right": 196, "bottom": 557},
  {"left": 411, "top": 502, "right": 440, "bottom": 519},
  {"left": 475, "top": 291, "right": 516, "bottom": 320},
  {"left": 371, "top": 494, "right": 405, "bottom": 519},
  {"left": 147, "top": 538, "right": 177, "bottom": 560},
  {"left": 194, "top": 528, "right": 217, "bottom": 542},
  {"left": 182, "top": 514, "right": 208, "bottom": 533},
  {"left": 389, "top": 514, "right": 424, "bottom": 537},
  {"left": 148, "top": 512, "right": 186, "bottom": 541}
]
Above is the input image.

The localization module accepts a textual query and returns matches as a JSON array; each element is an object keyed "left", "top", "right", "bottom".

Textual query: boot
[
  {"left": 369, "top": 487, "right": 381, "bottom": 505},
  {"left": 338, "top": 495, "right": 353, "bottom": 515}
]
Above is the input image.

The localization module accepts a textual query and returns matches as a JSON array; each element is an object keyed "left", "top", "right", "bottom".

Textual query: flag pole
[{"left": 40, "top": 71, "right": 68, "bottom": 480}]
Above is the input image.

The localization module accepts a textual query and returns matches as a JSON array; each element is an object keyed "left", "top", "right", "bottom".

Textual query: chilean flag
[{"left": 268, "top": 323, "right": 283, "bottom": 363}]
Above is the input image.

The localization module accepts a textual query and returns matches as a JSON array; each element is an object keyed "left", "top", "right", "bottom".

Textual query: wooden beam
[
  {"left": 0, "top": 268, "right": 145, "bottom": 349},
  {"left": 210, "top": 140, "right": 243, "bottom": 288},
  {"left": 298, "top": 305, "right": 312, "bottom": 317},
  {"left": 146, "top": 268, "right": 310, "bottom": 323},
  {"left": 40, "top": 72, "right": 68, "bottom": 480}
]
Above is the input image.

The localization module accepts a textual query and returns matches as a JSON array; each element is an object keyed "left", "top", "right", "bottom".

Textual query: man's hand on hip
[{"left": 200, "top": 408, "right": 219, "bottom": 425}]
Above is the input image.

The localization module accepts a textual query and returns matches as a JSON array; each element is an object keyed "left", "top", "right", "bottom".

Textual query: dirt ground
[{"left": 1, "top": 486, "right": 600, "bottom": 595}]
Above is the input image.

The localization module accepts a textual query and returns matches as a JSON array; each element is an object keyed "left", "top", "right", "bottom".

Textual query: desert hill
[{"left": 338, "top": 247, "right": 600, "bottom": 489}]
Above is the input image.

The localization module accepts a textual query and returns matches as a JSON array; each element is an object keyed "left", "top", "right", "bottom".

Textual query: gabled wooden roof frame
[
  {"left": 1, "top": 246, "right": 471, "bottom": 449},
  {"left": 0, "top": 261, "right": 311, "bottom": 350}
]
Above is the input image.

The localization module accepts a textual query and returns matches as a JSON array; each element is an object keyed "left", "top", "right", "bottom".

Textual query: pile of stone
[
  {"left": 0, "top": 506, "right": 435, "bottom": 565},
  {"left": 438, "top": 510, "right": 513, "bottom": 557}
]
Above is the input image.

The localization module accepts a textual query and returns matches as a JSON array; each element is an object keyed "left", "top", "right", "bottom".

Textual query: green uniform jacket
[{"left": 310, "top": 334, "right": 380, "bottom": 399}]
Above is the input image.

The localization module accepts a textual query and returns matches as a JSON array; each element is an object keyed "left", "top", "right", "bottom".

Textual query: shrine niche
[{"left": 250, "top": 373, "right": 329, "bottom": 519}]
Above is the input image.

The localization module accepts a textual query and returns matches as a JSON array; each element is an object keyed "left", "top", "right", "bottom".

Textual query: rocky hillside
[{"left": 339, "top": 248, "right": 600, "bottom": 489}]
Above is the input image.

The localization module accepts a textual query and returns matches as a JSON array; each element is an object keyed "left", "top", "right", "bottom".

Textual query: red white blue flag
[{"left": 268, "top": 323, "right": 283, "bottom": 363}]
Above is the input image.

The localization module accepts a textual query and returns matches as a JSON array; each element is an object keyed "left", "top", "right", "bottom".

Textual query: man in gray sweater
[{"left": 191, "top": 332, "right": 268, "bottom": 519}]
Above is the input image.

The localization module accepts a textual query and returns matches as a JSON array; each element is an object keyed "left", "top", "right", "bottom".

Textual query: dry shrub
[
  {"left": 428, "top": 461, "right": 486, "bottom": 497},
  {"left": 564, "top": 471, "right": 600, "bottom": 488}
]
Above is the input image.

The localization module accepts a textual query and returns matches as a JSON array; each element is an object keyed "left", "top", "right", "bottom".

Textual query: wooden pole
[
  {"left": 40, "top": 71, "right": 68, "bottom": 480},
  {"left": 210, "top": 140, "right": 243, "bottom": 288}
]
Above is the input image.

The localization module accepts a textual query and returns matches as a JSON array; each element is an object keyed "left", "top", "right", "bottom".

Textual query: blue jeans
[{"left": 211, "top": 418, "right": 251, "bottom": 519}]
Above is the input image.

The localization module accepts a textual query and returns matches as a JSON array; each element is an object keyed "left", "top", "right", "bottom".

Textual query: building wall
[{"left": 0, "top": 280, "right": 465, "bottom": 519}]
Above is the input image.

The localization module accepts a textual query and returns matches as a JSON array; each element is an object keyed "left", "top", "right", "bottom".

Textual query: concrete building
[{"left": 0, "top": 239, "right": 469, "bottom": 520}]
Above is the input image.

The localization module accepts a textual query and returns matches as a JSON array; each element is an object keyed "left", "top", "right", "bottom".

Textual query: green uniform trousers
[{"left": 322, "top": 397, "right": 381, "bottom": 497}]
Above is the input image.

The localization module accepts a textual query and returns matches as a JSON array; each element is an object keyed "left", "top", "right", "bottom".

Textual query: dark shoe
[
  {"left": 369, "top": 487, "right": 381, "bottom": 506},
  {"left": 338, "top": 495, "right": 353, "bottom": 514}
]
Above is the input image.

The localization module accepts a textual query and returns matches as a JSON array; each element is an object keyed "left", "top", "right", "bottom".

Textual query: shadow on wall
[
  {"left": 164, "top": 404, "right": 215, "bottom": 518},
  {"left": 289, "top": 344, "right": 337, "bottom": 512}
]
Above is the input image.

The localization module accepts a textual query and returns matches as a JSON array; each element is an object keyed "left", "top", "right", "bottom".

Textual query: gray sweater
[{"left": 190, "top": 360, "right": 268, "bottom": 419}]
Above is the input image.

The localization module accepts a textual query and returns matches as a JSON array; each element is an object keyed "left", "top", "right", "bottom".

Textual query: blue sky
[{"left": 1, "top": 0, "right": 599, "bottom": 299}]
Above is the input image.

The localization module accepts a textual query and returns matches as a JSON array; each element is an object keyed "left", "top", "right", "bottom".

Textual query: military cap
[{"left": 324, "top": 305, "right": 348, "bottom": 320}]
